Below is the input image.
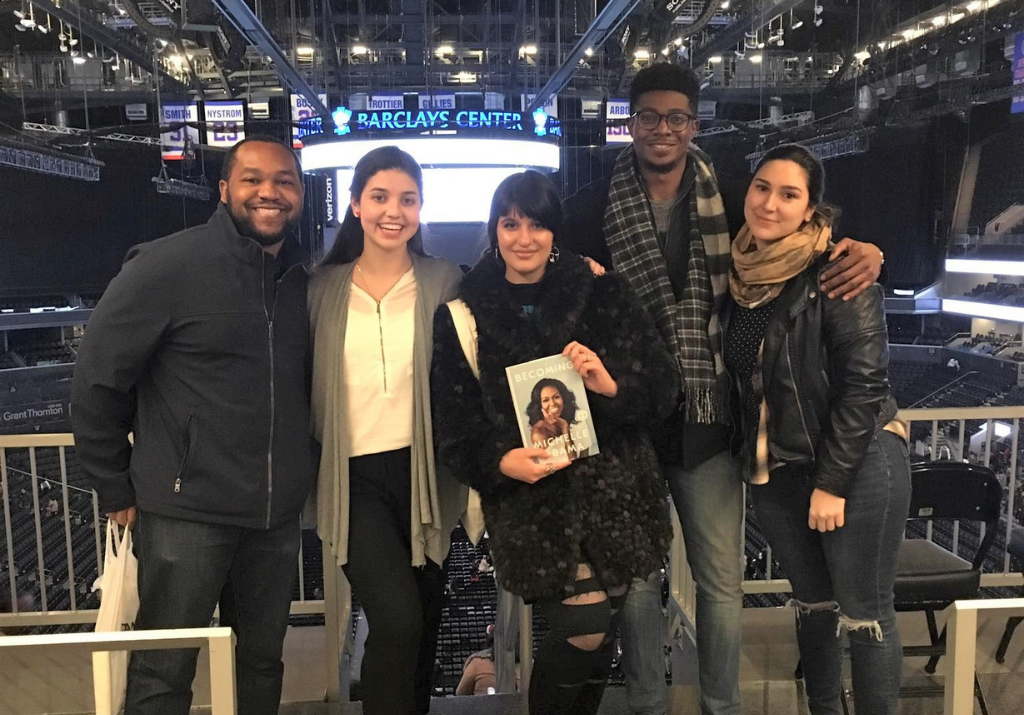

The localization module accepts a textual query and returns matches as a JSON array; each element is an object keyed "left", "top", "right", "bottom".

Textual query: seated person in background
[{"left": 456, "top": 626, "right": 497, "bottom": 696}]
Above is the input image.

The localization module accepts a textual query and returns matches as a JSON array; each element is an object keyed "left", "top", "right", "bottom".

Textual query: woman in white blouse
[{"left": 308, "top": 146, "right": 467, "bottom": 715}]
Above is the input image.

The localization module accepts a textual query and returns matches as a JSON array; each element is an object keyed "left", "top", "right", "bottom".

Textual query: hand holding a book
[
  {"left": 563, "top": 341, "right": 618, "bottom": 398},
  {"left": 499, "top": 448, "right": 571, "bottom": 484}
]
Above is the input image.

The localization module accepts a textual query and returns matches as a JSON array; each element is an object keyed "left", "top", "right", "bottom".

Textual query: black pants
[
  {"left": 529, "top": 569, "right": 630, "bottom": 715},
  {"left": 343, "top": 448, "right": 446, "bottom": 715},
  {"left": 126, "top": 511, "right": 300, "bottom": 715}
]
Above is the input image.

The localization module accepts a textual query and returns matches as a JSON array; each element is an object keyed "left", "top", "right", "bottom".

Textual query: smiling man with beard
[{"left": 72, "top": 136, "right": 317, "bottom": 715}]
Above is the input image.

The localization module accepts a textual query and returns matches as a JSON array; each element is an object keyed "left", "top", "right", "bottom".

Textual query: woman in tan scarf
[{"left": 724, "top": 144, "right": 910, "bottom": 715}]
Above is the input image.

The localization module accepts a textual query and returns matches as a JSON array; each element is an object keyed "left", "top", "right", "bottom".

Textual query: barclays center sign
[{"left": 324, "top": 106, "right": 560, "bottom": 138}]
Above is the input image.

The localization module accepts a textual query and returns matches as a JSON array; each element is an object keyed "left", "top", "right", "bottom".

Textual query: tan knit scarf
[{"left": 729, "top": 221, "right": 832, "bottom": 308}]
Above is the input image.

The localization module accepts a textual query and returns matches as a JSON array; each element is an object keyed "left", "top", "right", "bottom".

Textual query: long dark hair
[
  {"left": 320, "top": 145, "right": 427, "bottom": 266},
  {"left": 485, "top": 170, "right": 563, "bottom": 255},
  {"left": 525, "top": 378, "right": 579, "bottom": 426},
  {"left": 753, "top": 143, "right": 837, "bottom": 227}
]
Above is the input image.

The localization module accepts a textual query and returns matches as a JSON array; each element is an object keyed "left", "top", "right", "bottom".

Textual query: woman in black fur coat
[{"left": 430, "top": 171, "right": 678, "bottom": 715}]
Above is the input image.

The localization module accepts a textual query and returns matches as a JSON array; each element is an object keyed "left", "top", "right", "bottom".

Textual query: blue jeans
[
  {"left": 620, "top": 450, "right": 745, "bottom": 715},
  {"left": 750, "top": 431, "right": 911, "bottom": 715},
  {"left": 125, "top": 511, "right": 300, "bottom": 715}
]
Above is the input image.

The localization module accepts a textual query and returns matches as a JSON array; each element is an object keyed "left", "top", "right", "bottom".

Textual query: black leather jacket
[{"left": 723, "top": 257, "right": 899, "bottom": 497}]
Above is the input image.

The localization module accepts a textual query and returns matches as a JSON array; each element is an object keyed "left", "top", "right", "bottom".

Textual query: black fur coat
[{"left": 430, "top": 253, "right": 679, "bottom": 601}]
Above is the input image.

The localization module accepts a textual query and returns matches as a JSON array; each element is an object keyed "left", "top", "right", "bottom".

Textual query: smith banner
[{"left": 160, "top": 103, "right": 199, "bottom": 160}]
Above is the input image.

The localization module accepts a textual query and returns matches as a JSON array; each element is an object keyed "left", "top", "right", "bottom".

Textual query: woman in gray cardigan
[{"left": 309, "top": 146, "right": 466, "bottom": 715}]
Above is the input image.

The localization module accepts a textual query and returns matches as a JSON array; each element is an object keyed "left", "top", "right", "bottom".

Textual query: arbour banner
[{"left": 606, "top": 99, "right": 632, "bottom": 144}]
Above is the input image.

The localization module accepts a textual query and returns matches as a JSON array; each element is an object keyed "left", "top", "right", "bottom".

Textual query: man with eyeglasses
[{"left": 562, "top": 63, "right": 883, "bottom": 715}]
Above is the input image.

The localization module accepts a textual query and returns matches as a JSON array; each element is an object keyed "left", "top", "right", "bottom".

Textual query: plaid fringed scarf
[{"left": 603, "top": 146, "right": 732, "bottom": 424}]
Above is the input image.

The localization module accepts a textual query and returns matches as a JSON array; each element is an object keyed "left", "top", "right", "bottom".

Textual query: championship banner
[
  {"left": 204, "top": 100, "right": 246, "bottom": 148},
  {"left": 522, "top": 94, "right": 558, "bottom": 117},
  {"left": 418, "top": 93, "right": 456, "bottom": 110},
  {"left": 1013, "top": 32, "right": 1024, "bottom": 114},
  {"left": 291, "top": 93, "right": 329, "bottom": 148},
  {"left": 606, "top": 99, "right": 632, "bottom": 144},
  {"left": 160, "top": 102, "right": 199, "bottom": 160},
  {"left": 369, "top": 93, "right": 405, "bottom": 110},
  {"left": 249, "top": 100, "right": 270, "bottom": 119},
  {"left": 125, "top": 103, "right": 148, "bottom": 121}
]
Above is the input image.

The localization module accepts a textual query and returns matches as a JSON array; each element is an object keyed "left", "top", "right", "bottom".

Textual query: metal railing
[
  {"left": 943, "top": 598, "right": 1024, "bottom": 714},
  {"left": 3, "top": 409, "right": 1023, "bottom": 701},
  {"left": 0, "top": 434, "right": 325, "bottom": 629},
  {"left": 0, "top": 627, "right": 238, "bottom": 715}
]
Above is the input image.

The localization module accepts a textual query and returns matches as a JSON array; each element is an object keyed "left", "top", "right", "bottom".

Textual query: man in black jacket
[
  {"left": 562, "top": 65, "right": 884, "bottom": 715},
  {"left": 71, "top": 136, "right": 317, "bottom": 715}
]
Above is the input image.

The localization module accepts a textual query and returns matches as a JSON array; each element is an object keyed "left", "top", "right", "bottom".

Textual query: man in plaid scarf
[{"left": 563, "top": 64, "right": 883, "bottom": 715}]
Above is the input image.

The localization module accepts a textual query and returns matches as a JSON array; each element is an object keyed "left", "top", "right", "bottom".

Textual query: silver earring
[
  {"left": 548, "top": 247, "right": 560, "bottom": 263},
  {"left": 494, "top": 246, "right": 502, "bottom": 262}
]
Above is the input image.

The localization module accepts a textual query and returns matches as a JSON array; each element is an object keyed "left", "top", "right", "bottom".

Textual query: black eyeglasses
[{"left": 630, "top": 110, "right": 697, "bottom": 131}]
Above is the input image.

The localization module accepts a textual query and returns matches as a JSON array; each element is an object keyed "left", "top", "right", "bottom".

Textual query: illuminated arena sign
[{"left": 297, "top": 106, "right": 560, "bottom": 140}]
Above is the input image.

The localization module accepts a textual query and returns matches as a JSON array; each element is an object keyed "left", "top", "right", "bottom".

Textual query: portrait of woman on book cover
[{"left": 526, "top": 378, "right": 591, "bottom": 460}]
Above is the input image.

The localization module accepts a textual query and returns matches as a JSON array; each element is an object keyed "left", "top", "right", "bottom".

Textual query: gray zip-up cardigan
[{"left": 309, "top": 252, "right": 466, "bottom": 567}]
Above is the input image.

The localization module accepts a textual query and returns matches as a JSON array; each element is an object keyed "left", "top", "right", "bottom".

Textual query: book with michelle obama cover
[{"left": 505, "top": 355, "right": 600, "bottom": 465}]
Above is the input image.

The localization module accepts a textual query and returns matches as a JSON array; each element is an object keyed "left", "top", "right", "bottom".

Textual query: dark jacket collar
[
  {"left": 460, "top": 251, "right": 594, "bottom": 354},
  {"left": 208, "top": 203, "right": 309, "bottom": 273}
]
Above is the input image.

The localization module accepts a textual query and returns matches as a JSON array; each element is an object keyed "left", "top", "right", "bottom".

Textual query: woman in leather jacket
[{"left": 723, "top": 143, "right": 911, "bottom": 715}]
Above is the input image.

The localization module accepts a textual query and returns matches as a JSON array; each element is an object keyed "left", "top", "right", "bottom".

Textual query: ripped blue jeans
[{"left": 750, "top": 431, "right": 912, "bottom": 715}]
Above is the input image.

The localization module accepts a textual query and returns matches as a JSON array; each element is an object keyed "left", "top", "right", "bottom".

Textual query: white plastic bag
[{"left": 91, "top": 520, "right": 140, "bottom": 715}]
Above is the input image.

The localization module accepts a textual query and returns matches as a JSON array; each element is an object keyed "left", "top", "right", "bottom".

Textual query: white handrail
[
  {"left": 943, "top": 598, "right": 1024, "bottom": 715},
  {"left": 0, "top": 626, "right": 237, "bottom": 715}
]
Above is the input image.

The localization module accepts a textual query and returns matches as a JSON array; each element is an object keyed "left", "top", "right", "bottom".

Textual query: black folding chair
[{"left": 894, "top": 460, "right": 1003, "bottom": 715}]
